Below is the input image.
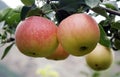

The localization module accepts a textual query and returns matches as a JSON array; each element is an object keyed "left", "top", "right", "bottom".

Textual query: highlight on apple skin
[
  {"left": 85, "top": 43, "right": 113, "bottom": 71},
  {"left": 15, "top": 16, "right": 58, "bottom": 57},
  {"left": 57, "top": 13, "right": 100, "bottom": 56}
]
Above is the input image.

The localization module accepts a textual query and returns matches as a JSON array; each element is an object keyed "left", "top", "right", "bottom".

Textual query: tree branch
[{"left": 99, "top": 6, "right": 120, "bottom": 16}]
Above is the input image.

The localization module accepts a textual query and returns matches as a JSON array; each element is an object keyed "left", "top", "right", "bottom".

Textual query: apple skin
[
  {"left": 57, "top": 13, "right": 100, "bottom": 56},
  {"left": 15, "top": 16, "right": 58, "bottom": 57},
  {"left": 85, "top": 43, "right": 113, "bottom": 71},
  {"left": 46, "top": 44, "right": 69, "bottom": 60}
]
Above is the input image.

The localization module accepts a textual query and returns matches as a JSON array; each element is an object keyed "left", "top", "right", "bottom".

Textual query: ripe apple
[
  {"left": 15, "top": 16, "right": 58, "bottom": 57},
  {"left": 57, "top": 13, "right": 100, "bottom": 56},
  {"left": 46, "top": 44, "right": 69, "bottom": 60},
  {"left": 85, "top": 43, "right": 113, "bottom": 71}
]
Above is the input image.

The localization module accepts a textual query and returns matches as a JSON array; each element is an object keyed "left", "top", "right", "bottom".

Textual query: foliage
[
  {"left": 1, "top": 42, "right": 14, "bottom": 59},
  {"left": 0, "top": 0, "right": 120, "bottom": 59}
]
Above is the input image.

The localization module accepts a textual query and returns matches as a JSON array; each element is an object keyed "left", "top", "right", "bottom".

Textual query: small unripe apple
[
  {"left": 15, "top": 16, "right": 58, "bottom": 57},
  {"left": 85, "top": 43, "right": 113, "bottom": 71},
  {"left": 46, "top": 44, "right": 69, "bottom": 60},
  {"left": 57, "top": 13, "right": 100, "bottom": 56}
]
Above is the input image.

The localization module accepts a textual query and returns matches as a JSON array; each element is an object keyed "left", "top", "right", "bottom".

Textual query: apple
[
  {"left": 85, "top": 43, "right": 113, "bottom": 71},
  {"left": 57, "top": 13, "right": 100, "bottom": 56},
  {"left": 15, "top": 16, "right": 58, "bottom": 57},
  {"left": 46, "top": 44, "right": 69, "bottom": 60}
]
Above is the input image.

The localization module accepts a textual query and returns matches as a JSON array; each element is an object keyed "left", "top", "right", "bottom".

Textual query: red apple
[
  {"left": 46, "top": 44, "right": 69, "bottom": 60},
  {"left": 15, "top": 16, "right": 58, "bottom": 57},
  {"left": 57, "top": 13, "right": 100, "bottom": 56}
]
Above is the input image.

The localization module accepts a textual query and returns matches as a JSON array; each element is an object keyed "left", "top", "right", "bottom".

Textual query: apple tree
[{"left": 0, "top": 0, "right": 120, "bottom": 60}]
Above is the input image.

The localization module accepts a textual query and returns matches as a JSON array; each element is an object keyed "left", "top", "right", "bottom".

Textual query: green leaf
[
  {"left": 21, "top": 4, "right": 37, "bottom": 20},
  {"left": 1, "top": 43, "right": 14, "bottom": 60},
  {"left": 27, "top": 7, "right": 42, "bottom": 17},
  {"left": 0, "top": 12, "right": 2, "bottom": 21},
  {"left": 99, "top": 24, "right": 111, "bottom": 47},
  {"left": 6, "top": 13, "right": 20, "bottom": 26},
  {"left": 59, "top": 0, "right": 82, "bottom": 7},
  {"left": 103, "top": 1, "right": 119, "bottom": 10},
  {"left": 61, "top": 3, "right": 81, "bottom": 12},
  {"left": 1, "top": 31, "right": 7, "bottom": 40},
  {"left": 85, "top": 0, "right": 100, "bottom": 8},
  {"left": 20, "top": 6, "right": 31, "bottom": 20},
  {"left": 92, "top": 6, "right": 108, "bottom": 18},
  {"left": 111, "top": 21, "right": 120, "bottom": 30},
  {"left": 0, "top": 8, "right": 12, "bottom": 22},
  {"left": 41, "top": 4, "right": 53, "bottom": 14},
  {"left": 21, "top": 0, "right": 35, "bottom": 6},
  {"left": 99, "top": 20, "right": 108, "bottom": 27},
  {"left": 59, "top": 0, "right": 87, "bottom": 13}
]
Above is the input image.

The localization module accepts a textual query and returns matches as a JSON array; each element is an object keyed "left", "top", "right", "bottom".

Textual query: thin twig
[{"left": 99, "top": 6, "right": 120, "bottom": 16}]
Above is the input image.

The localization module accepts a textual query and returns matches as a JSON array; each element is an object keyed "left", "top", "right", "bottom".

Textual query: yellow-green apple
[
  {"left": 46, "top": 44, "right": 69, "bottom": 60},
  {"left": 85, "top": 43, "right": 113, "bottom": 71},
  {"left": 57, "top": 13, "right": 100, "bottom": 56},
  {"left": 15, "top": 16, "right": 58, "bottom": 57}
]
